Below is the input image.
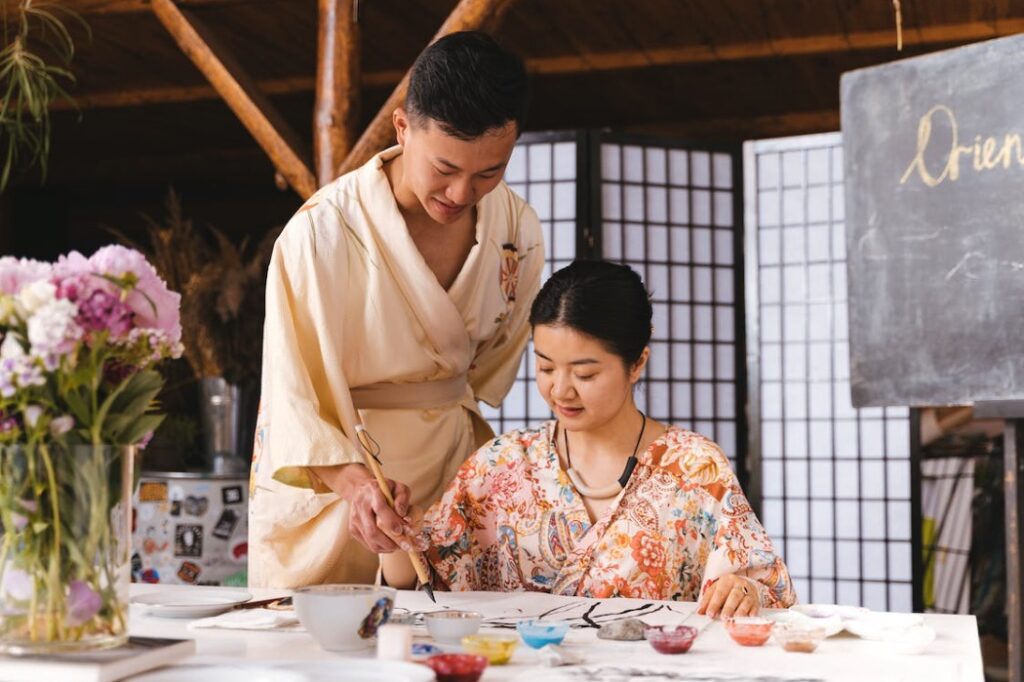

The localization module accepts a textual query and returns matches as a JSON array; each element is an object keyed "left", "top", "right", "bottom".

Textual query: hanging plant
[{"left": 0, "top": 1, "right": 88, "bottom": 190}]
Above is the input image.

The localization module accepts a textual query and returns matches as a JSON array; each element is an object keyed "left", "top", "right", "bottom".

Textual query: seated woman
[{"left": 384, "top": 260, "right": 795, "bottom": 618}]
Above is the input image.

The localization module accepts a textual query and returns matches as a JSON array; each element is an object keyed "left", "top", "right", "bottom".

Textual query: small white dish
[
  {"left": 791, "top": 603, "right": 870, "bottom": 622},
  {"left": 764, "top": 609, "right": 844, "bottom": 637},
  {"left": 131, "top": 589, "right": 253, "bottom": 618},
  {"left": 843, "top": 612, "right": 926, "bottom": 640},
  {"left": 132, "top": 666, "right": 307, "bottom": 682},
  {"left": 424, "top": 609, "right": 483, "bottom": 643},
  {"left": 883, "top": 625, "right": 936, "bottom": 655}
]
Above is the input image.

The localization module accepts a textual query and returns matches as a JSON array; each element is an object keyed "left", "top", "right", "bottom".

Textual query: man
[{"left": 249, "top": 31, "right": 543, "bottom": 587}]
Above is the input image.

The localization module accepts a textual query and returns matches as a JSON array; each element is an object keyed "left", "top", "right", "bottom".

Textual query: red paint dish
[
  {"left": 423, "top": 653, "right": 489, "bottom": 682},
  {"left": 724, "top": 617, "right": 774, "bottom": 646},
  {"left": 644, "top": 625, "right": 698, "bottom": 654}
]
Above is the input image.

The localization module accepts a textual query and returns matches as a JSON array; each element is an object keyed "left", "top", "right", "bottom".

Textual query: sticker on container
[
  {"left": 212, "top": 509, "right": 240, "bottom": 540},
  {"left": 174, "top": 524, "right": 203, "bottom": 557},
  {"left": 138, "top": 481, "right": 168, "bottom": 502},
  {"left": 183, "top": 495, "right": 209, "bottom": 517},
  {"left": 222, "top": 485, "right": 243, "bottom": 505},
  {"left": 170, "top": 500, "right": 181, "bottom": 517},
  {"left": 231, "top": 541, "right": 248, "bottom": 561},
  {"left": 177, "top": 561, "right": 201, "bottom": 584}
]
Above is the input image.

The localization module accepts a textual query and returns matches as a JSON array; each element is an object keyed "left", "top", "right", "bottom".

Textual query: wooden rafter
[
  {"left": 57, "top": 17, "right": 1024, "bottom": 112},
  {"left": 1, "top": 0, "right": 258, "bottom": 15},
  {"left": 150, "top": 0, "right": 316, "bottom": 198},
  {"left": 335, "top": 0, "right": 520, "bottom": 177},
  {"left": 315, "top": 0, "right": 360, "bottom": 187}
]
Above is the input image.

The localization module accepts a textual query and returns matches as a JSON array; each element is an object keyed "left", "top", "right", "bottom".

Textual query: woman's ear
[
  {"left": 393, "top": 107, "right": 410, "bottom": 146},
  {"left": 629, "top": 347, "right": 650, "bottom": 384}
]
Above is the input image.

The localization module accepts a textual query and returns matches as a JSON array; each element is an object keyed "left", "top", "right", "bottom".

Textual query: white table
[{"left": 129, "top": 584, "right": 984, "bottom": 681}]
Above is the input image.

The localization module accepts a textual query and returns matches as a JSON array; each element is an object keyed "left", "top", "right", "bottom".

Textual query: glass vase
[{"left": 0, "top": 443, "right": 134, "bottom": 654}]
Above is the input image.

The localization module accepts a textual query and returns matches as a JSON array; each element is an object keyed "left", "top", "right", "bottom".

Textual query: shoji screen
[
  {"left": 479, "top": 133, "right": 581, "bottom": 434},
  {"left": 596, "top": 137, "right": 745, "bottom": 471},
  {"left": 744, "top": 133, "right": 918, "bottom": 612}
]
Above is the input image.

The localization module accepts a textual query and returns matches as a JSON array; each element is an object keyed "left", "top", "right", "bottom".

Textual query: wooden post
[
  {"left": 151, "top": 0, "right": 317, "bottom": 199},
  {"left": 315, "top": 0, "right": 360, "bottom": 187},
  {"left": 335, "top": 0, "right": 519, "bottom": 178},
  {"left": 1007, "top": 420, "right": 1024, "bottom": 682}
]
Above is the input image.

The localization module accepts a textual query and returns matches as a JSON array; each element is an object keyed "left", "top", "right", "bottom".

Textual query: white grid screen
[
  {"left": 480, "top": 135, "right": 578, "bottom": 434},
  {"left": 599, "top": 142, "right": 742, "bottom": 466},
  {"left": 745, "top": 133, "right": 914, "bottom": 612}
]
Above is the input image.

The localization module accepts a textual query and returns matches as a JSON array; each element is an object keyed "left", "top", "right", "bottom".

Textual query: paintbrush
[{"left": 355, "top": 425, "right": 436, "bottom": 603}]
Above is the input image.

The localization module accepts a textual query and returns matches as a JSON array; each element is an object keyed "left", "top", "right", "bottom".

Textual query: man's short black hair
[{"left": 406, "top": 31, "right": 529, "bottom": 140}]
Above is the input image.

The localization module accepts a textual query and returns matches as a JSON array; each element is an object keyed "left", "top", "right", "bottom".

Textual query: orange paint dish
[{"left": 724, "top": 616, "right": 774, "bottom": 646}]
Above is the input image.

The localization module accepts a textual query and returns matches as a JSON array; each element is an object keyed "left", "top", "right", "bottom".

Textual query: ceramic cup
[{"left": 293, "top": 584, "right": 396, "bottom": 651}]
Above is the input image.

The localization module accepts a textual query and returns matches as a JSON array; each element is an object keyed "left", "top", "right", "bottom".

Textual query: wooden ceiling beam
[
  {"left": 56, "top": 16, "right": 1024, "bottom": 112},
  {"left": 151, "top": 0, "right": 316, "bottom": 198},
  {"left": 315, "top": 0, "right": 360, "bottom": 187},
  {"left": 335, "top": 0, "right": 520, "bottom": 177},
  {"left": 2, "top": 0, "right": 260, "bottom": 16},
  {"left": 624, "top": 109, "right": 841, "bottom": 140}
]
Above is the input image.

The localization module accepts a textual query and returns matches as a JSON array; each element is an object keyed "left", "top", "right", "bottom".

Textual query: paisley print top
[{"left": 422, "top": 422, "right": 796, "bottom": 606}]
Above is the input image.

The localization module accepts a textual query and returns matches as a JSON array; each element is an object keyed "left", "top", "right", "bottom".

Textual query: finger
[
  {"left": 696, "top": 581, "right": 715, "bottom": 614},
  {"left": 390, "top": 481, "right": 411, "bottom": 518},
  {"left": 355, "top": 503, "right": 400, "bottom": 553},
  {"left": 368, "top": 489, "right": 406, "bottom": 536},
  {"left": 718, "top": 585, "right": 746, "bottom": 619},
  {"left": 705, "top": 581, "right": 732, "bottom": 619},
  {"left": 745, "top": 596, "right": 760, "bottom": 617}
]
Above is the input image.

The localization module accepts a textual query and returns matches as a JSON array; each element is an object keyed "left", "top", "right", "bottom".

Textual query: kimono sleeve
[
  {"left": 469, "top": 203, "right": 544, "bottom": 408},
  {"left": 695, "top": 443, "right": 797, "bottom": 609},
  {"left": 260, "top": 207, "right": 365, "bottom": 491},
  {"left": 421, "top": 447, "right": 495, "bottom": 590}
]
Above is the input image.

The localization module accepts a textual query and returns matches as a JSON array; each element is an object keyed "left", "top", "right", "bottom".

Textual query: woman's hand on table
[{"left": 697, "top": 575, "right": 760, "bottom": 619}]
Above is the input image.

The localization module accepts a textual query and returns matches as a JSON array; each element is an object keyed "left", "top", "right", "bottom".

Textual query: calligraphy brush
[{"left": 356, "top": 426, "right": 436, "bottom": 603}]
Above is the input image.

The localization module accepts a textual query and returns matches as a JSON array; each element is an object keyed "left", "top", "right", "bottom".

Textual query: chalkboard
[{"left": 841, "top": 34, "right": 1024, "bottom": 407}]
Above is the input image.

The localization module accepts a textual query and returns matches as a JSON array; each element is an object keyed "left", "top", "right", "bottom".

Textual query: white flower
[
  {"left": 0, "top": 295, "right": 14, "bottom": 325},
  {"left": 0, "top": 333, "right": 24, "bottom": 359},
  {"left": 26, "top": 299, "right": 81, "bottom": 358},
  {"left": 50, "top": 415, "right": 74, "bottom": 437},
  {"left": 23, "top": 405, "right": 43, "bottom": 428},
  {"left": 16, "top": 280, "right": 56, "bottom": 315}
]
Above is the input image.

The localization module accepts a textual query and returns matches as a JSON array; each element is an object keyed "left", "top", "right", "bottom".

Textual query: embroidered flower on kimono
[
  {"left": 630, "top": 530, "right": 668, "bottom": 575},
  {"left": 499, "top": 242, "right": 520, "bottom": 303}
]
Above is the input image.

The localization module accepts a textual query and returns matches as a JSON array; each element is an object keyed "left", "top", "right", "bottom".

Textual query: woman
[{"left": 383, "top": 260, "right": 794, "bottom": 617}]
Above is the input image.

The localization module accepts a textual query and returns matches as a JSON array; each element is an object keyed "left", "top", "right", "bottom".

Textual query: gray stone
[{"left": 596, "top": 618, "right": 646, "bottom": 641}]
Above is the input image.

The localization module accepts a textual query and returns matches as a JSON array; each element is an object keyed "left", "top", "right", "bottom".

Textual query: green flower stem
[{"left": 38, "top": 443, "right": 66, "bottom": 640}]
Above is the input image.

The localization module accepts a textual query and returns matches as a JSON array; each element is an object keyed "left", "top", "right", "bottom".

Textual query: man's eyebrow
[{"left": 437, "top": 158, "right": 505, "bottom": 173}]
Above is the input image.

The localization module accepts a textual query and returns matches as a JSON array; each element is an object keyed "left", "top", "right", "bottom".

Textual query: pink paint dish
[
  {"left": 724, "top": 616, "right": 775, "bottom": 646},
  {"left": 644, "top": 624, "right": 698, "bottom": 654}
]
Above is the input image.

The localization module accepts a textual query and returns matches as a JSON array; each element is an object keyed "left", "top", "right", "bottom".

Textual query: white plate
[
  {"left": 764, "top": 608, "right": 844, "bottom": 637},
  {"left": 843, "top": 612, "right": 926, "bottom": 640},
  {"left": 132, "top": 660, "right": 434, "bottom": 682},
  {"left": 131, "top": 590, "right": 253, "bottom": 618},
  {"left": 791, "top": 603, "right": 870, "bottom": 621}
]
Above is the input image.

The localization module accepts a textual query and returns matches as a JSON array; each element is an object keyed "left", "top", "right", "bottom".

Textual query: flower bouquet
[{"left": 0, "top": 246, "right": 182, "bottom": 653}]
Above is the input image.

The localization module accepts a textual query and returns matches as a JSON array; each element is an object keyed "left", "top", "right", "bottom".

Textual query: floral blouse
[{"left": 423, "top": 422, "right": 796, "bottom": 607}]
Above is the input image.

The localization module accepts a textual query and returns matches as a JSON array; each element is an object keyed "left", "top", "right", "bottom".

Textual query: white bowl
[
  {"left": 764, "top": 609, "right": 844, "bottom": 637},
  {"left": 883, "top": 625, "right": 936, "bottom": 655},
  {"left": 293, "top": 584, "right": 397, "bottom": 651},
  {"left": 423, "top": 610, "right": 483, "bottom": 644}
]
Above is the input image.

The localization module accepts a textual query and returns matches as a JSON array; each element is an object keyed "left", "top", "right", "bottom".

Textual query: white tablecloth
[{"left": 128, "top": 584, "right": 984, "bottom": 681}]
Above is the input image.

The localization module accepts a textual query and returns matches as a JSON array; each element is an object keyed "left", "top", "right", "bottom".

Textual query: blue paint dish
[{"left": 516, "top": 620, "right": 570, "bottom": 649}]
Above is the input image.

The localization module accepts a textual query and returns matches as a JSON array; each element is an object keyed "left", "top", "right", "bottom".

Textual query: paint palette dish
[
  {"left": 766, "top": 608, "right": 844, "bottom": 638},
  {"left": 424, "top": 610, "right": 483, "bottom": 644},
  {"left": 644, "top": 624, "right": 698, "bottom": 654},
  {"left": 843, "top": 612, "right": 925, "bottom": 641},
  {"left": 423, "top": 653, "right": 489, "bottom": 682},
  {"left": 516, "top": 620, "right": 570, "bottom": 648},
  {"left": 723, "top": 616, "right": 774, "bottom": 646},
  {"left": 460, "top": 633, "right": 519, "bottom": 664},
  {"left": 882, "top": 625, "right": 936, "bottom": 655},
  {"left": 772, "top": 622, "right": 828, "bottom": 653},
  {"left": 791, "top": 603, "right": 869, "bottom": 622}
]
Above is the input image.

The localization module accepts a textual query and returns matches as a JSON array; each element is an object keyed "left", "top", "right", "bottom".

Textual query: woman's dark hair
[
  {"left": 406, "top": 31, "right": 529, "bottom": 140},
  {"left": 529, "top": 260, "right": 653, "bottom": 367}
]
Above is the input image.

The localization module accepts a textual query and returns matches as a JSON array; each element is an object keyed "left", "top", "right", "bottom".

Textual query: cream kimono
[{"left": 249, "top": 147, "right": 544, "bottom": 588}]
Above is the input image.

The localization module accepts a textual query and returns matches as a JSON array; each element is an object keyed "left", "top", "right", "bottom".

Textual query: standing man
[{"left": 248, "top": 31, "right": 543, "bottom": 587}]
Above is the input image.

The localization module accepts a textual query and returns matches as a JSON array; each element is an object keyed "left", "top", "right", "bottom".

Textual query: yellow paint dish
[{"left": 461, "top": 633, "right": 519, "bottom": 665}]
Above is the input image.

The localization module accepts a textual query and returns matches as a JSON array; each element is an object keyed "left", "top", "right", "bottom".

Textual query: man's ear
[{"left": 393, "top": 107, "right": 411, "bottom": 146}]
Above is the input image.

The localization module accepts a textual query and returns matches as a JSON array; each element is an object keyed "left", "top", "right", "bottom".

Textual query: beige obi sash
[{"left": 349, "top": 374, "right": 469, "bottom": 410}]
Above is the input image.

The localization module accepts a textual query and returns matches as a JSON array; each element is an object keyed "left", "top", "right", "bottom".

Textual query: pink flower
[
  {"left": 77, "top": 288, "right": 133, "bottom": 338},
  {"left": 66, "top": 580, "right": 102, "bottom": 627},
  {"left": 0, "top": 257, "right": 51, "bottom": 296},
  {"left": 88, "top": 246, "right": 182, "bottom": 343}
]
